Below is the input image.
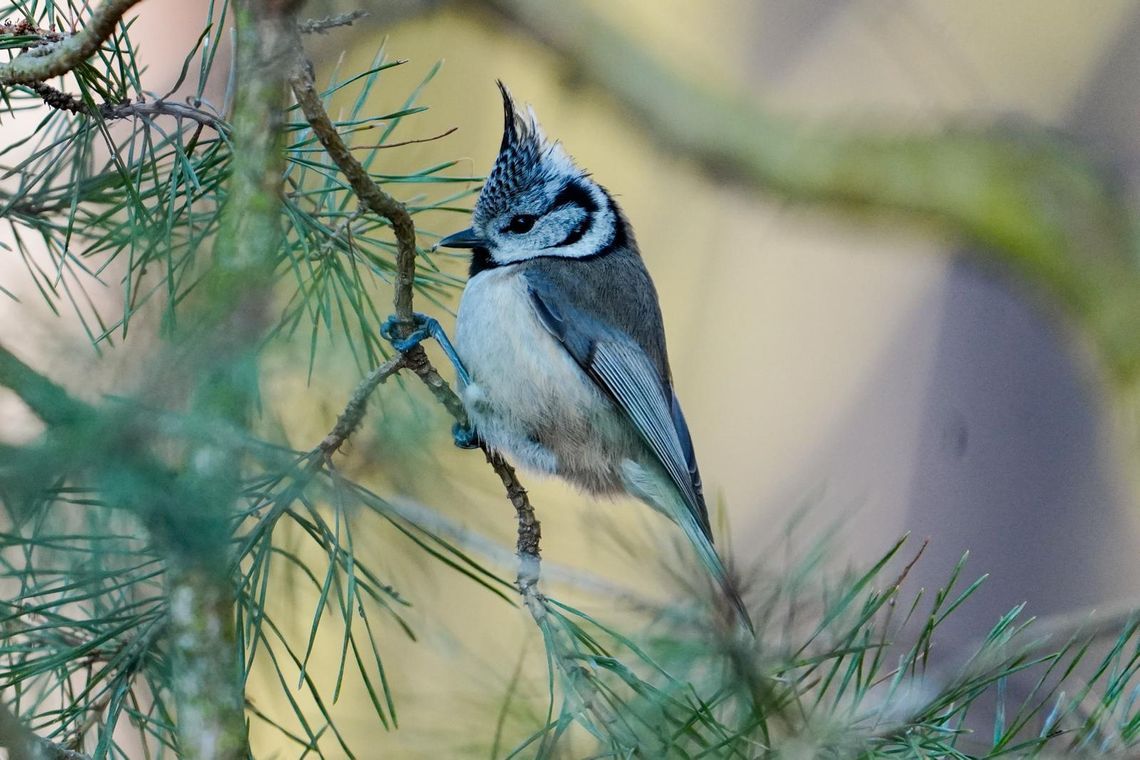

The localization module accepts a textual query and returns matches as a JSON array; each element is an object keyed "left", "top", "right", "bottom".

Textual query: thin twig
[
  {"left": 484, "top": 449, "right": 543, "bottom": 610},
  {"left": 102, "top": 99, "right": 225, "bottom": 130},
  {"left": 888, "top": 536, "right": 928, "bottom": 591},
  {"left": 64, "top": 691, "right": 113, "bottom": 753},
  {"left": 8, "top": 607, "right": 109, "bottom": 660},
  {"left": 298, "top": 10, "right": 368, "bottom": 34},
  {"left": 318, "top": 354, "right": 405, "bottom": 456},
  {"left": 0, "top": 0, "right": 145, "bottom": 86},
  {"left": 27, "top": 82, "right": 225, "bottom": 129},
  {"left": 288, "top": 54, "right": 417, "bottom": 324},
  {"left": 350, "top": 126, "right": 457, "bottom": 150}
]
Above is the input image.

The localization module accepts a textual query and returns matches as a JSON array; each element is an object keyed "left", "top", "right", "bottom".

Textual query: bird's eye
[{"left": 506, "top": 214, "right": 537, "bottom": 234}]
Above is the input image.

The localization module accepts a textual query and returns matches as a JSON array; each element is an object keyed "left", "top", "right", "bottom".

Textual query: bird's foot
[
  {"left": 380, "top": 312, "right": 472, "bottom": 386},
  {"left": 452, "top": 422, "right": 479, "bottom": 450},
  {"left": 380, "top": 313, "right": 435, "bottom": 353}
]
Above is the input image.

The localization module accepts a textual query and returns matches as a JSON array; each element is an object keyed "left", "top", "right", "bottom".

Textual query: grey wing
[
  {"left": 525, "top": 273, "right": 712, "bottom": 540},
  {"left": 668, "top": 389, "right": 707, "bottom": 529}
]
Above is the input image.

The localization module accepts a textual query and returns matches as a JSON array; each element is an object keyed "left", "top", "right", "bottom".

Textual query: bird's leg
[
  {"left": 381, "top": 313, "right": 472, "bottom": 387},
  {"left": 381, "top": 313, "right": 478, "bottom": 449}
]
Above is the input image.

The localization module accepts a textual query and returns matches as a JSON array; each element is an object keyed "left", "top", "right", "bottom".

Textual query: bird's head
[{"left": 438, "top": 82, "right": 618, "bottom": 269}]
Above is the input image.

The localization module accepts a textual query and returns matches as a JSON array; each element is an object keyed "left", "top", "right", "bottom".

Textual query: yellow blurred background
[{"left": 2, "top": 1, "right": 1139, "bottom": 756}]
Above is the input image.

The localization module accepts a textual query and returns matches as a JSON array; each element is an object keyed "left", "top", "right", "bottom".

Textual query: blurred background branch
[
  {"left": 156, "top": 0, "right": 305, "bottom": 755},
  {"left": 476, "top": 0, "right": 1140, "bottom": 406}
]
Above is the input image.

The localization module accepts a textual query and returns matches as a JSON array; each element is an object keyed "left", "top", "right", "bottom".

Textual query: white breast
[{"left": 455, "top": 268, "right": 601, "bottom": 475}]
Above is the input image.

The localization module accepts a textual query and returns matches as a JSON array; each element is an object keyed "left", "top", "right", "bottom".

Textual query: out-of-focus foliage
[
  {"left": 0, "top": 0, "right": 487, "bottom": 755},
  {"left": 0, "top": 1, "right": 469, "bottom": 367},
  {"left": 494, "top": 534, "right": 1140, "bottom": 758}
]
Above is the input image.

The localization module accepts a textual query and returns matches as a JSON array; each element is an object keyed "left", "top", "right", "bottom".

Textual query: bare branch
[
  {"left": 289, "top": 40, "right": 468, "bottom": 434},
  {"left": 318, "top": 354, "right": 405, "bottom": 457},
  {"left": 0, "top": 0, "right": 145, "bottom": 86},
  {"left": 398, "top": 345, "right": 468, "bottom": 422},
  {"left": 298, "top": 10, "right": 369, "bottom": 34},
  {"left": 27, "top": 82, "right": 225, "bottom": 129},
  {"left": 484, "top": 450, "right": 543, "bottom": 608},
  {"left": 288, "top": 55, "right": 418, "bottom": 325},
  {"left": 102, "top": 99, "right": 225, "bottom": 129}
]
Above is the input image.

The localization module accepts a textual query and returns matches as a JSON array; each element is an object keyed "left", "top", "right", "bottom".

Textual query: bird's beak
[{"left": 437, "top": 227, "right": 487, "bottom": 249}]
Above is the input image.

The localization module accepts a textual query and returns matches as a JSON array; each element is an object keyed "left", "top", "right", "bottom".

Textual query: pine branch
[
  {"left": 0, "top": 703, "right": 90, "bottom": 760},
  {"left": 0, "top": 0, "right": 146, "bottom": 86},
  {"left": 298, "top": 10, "right": 369, "bottom": 35},
  {"left": 318, "top": 354, "right": 405, "bottom": 457},
  {"left": 0, "top": 344, "right": 91, "bottom": 427},
  {"left": 484, "top": 450, "right": 543, "bottom": 612},
  {"left": 27, "top": 82, "right": 225, "bottom": 130},
  {"left": 288, "top": 54, "right": 418, "bottom": 326},
  {"left": 288, "top": 32, "right": 545, "bottom": 608},
  {"left": 159, "top": 1, "right": 303, "bottom": 758}
]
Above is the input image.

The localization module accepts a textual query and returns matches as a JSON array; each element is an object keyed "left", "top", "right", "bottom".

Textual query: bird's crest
[{"left": 474, "top": 82, "right": 578, "bottom": 225}]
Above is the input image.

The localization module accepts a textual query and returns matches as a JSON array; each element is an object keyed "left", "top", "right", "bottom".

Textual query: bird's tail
[{"left": 620, "top": 460, "right": 754, "bottom": 635}]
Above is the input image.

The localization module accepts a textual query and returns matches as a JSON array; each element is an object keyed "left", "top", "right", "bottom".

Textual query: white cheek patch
[
  {"left": 547, "top": 204, "right": 614, "bottom": 260},
  {"left": 490, "top": 187, "right": 615, "bottom": 265}
]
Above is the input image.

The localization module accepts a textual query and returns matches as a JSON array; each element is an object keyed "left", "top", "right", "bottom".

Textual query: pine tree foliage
[{"left": 0, "top": 2, "right": 1137, "bottom": 759}]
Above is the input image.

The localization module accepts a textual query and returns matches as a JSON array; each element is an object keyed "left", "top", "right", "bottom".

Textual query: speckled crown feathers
[{"left": 473, "top": 82, "right": 579, "bottom": 224}]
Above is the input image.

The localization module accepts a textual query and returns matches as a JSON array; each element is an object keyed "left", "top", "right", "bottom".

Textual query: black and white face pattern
[{"left": 466, "top": 83, "right": 622, "bottom": 272}]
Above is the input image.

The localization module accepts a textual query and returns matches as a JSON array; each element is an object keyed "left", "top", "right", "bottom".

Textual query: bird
[{"left": 429, "top": 82, "right": 751, "bottom": 631}]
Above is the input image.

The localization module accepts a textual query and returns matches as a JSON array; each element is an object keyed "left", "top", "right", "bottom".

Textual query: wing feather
[{"left": 526, "top": 277, "right": 712, "bottom": 539}]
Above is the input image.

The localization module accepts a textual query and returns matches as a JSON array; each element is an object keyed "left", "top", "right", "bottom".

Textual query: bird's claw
[
  {"left": 380, "top": 314, "right": 478, "bottom": 449},
  {"left": 452, "top": 423, "right": 479, "bottom": 449},
  {"left": 380, "top": 312, "right": 473, "bottom": 388},
  {"left": 380, "top": 313, "right": 438, "bottom": 353}
]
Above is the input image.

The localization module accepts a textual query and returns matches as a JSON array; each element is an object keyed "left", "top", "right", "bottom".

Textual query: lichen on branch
[{"left": 0, "top": 0, "right": 146, "bottom": 86}]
